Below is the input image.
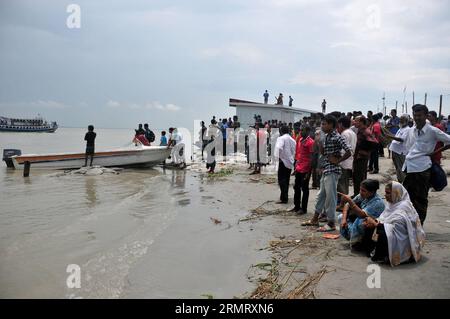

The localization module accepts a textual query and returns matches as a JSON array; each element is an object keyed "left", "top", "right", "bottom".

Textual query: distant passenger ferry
[{"left": 0, "top": 115, "right": 58, "bottom": 132}]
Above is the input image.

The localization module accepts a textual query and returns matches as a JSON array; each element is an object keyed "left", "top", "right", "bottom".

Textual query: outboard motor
[{"left": 2, "top": 149, "right": 22, "bottom": 168}]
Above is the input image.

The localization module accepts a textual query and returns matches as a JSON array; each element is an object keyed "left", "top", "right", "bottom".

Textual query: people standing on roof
[
  {"left": 263, "top": 90, "right": 269, "bottom": 104},
  {"left": 276, "top": 93, "right": 284, "bottom": 105}
]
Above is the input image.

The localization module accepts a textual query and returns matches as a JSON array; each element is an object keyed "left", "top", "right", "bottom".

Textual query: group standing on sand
[{"left": 270, "top": 103, "right": 450, "bottom": 266}]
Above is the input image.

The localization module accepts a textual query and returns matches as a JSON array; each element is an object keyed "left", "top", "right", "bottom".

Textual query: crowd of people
[
  {"left": 199, "top": 105, "right": 450, "bottom": 267},
  {"left": 270, "top": 104, "right": 450, "bottom": 267}
]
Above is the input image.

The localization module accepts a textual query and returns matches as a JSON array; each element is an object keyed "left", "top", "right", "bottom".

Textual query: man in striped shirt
[{"left": 302, "top": 114, "right": 351, "bottom": 231}]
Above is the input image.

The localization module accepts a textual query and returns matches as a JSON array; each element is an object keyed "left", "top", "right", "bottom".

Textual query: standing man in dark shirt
[
  {"left": 84, "top": 125, "right": 96, "bottom": 167},
  {"left": 144, "top": 123, "right": 155, "bottom": 145},
  {"left": 135, "top": 124, "right": 145, "bottom": 135},
  {"left": 321, "top": 99, "right": 327, "bottom": 113},
  {"left": 263, "top": 90, "right": 269, "bottom": 104},
  {"left": 352, "top": 116, "right": 372, "bottom": 197}
]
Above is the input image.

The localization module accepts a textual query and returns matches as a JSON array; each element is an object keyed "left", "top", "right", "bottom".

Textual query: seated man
[{"left": 337, "top": 179, "right": 385, "bottom": 255}]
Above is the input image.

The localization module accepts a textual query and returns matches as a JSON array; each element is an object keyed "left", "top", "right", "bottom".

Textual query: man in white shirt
[
  {"left": 274, "top": 125, "right": 296, "bottom": 204},
  {"left": 169, "top": 128, "right": 186, "bottom": 168},
  {"left": 337, "top": 116, "right": 356, "bottom": 195},
  {"left": 403, "top": 104, "right": 450, "bottom": 224},
  {"left": 388, "top": 115, "right": 411, "bottom": 183}
]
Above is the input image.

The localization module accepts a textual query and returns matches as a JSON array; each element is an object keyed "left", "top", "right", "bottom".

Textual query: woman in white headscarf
[{"left": 364, "top": 181, "right": 426, "bottom": 266}]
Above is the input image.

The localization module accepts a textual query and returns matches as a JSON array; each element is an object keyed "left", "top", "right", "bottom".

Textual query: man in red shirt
[
  {"left": 289, "top": 125, "right": 315, "bottom": 214},
  {"left": 429, "top": 111, "right": 445, "bottom": 164}
]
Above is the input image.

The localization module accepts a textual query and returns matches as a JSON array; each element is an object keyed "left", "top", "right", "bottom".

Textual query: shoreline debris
[{"left": 50, "top": 166, "right": 123, "bottom": 177}]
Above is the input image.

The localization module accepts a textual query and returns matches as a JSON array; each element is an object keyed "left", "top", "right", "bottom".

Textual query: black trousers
[
  {"left": 222, "top": 139, "right": 227, "bottom": 159},
  {"left": 352, "top": 157, "right": 368, "bottom": 197},
  {"left": 368, "top": 149, "right": 379, "bottom": 172},
  {"left": 403, "top": 169, "right": 431, "bottom": 225},
  {"left": 293, "top": 172, "right": 311, "bottom": 212},
  {"left": 278, "top": 160, "right": 292, "bottom": 203}
]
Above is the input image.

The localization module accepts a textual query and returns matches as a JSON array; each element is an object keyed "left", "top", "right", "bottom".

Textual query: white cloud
[
  {"left": 165, "top": 104, "right": 181, "bottom": 111},
  {"left": 146, "top": 101, "right": 181, "bottom": 111},
  {"left": 106, "top": 100, "right": 181, "bottom": 112},
  {"left": 106, "top": 100, "right": 120, "bottom": 108},
  {"left": 329, "top": 42, "right": 359, "bottom": 49},
  {"left": 289, "top": 67, "right": 450, "bottom": 91},
  {"left": 260, "top": 0, "right": 333, "bottom": 9},
  {"left": 0, "top": 100, "right": 71, "bottom": 109},
  {"left": 200, "top": 42, "right": 266, "bottom": 65}
]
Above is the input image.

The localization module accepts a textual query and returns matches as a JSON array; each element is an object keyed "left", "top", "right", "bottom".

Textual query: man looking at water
[
  {"left": 168, "top": 128, "right": 186, "bottom": 168},
  {"left": 84, "top": 125, "right": 96, "bottom": 167},
  {"left": 386, "top": 109, "right": 400, "bottom": 135},
  {"left": 337, "top": 116, "right": 356, "bottom": 196},
  {"left": 290, "top": 125, "right": 314, "bottom": 214},
  {"left": 402, "top": 104, "right": 450, "bottom": 225},
  {"left": 144, "top": 123, "right": 155, "bottom": 145},
  {"left": 274, "top": 125, "right": 296, "bottom": 204},
  {"left": 302, "top": 114, "right": 351, "bottom": 231},
  {"left": 352, "top": 116, "right": 372, "bottom": 198}
]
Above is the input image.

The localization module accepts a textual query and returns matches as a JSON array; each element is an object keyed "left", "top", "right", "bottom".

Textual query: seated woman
[
  {"left": 364, "top": 181, "right": 425, "bottom": 266},
  {"left": 338, "top": 179, "right": 385, "bottom": 254}
]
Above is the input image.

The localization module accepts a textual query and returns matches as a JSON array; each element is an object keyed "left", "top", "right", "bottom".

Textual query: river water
[{"left": 0, "top": 128, "right": 271, "bottom": 298}]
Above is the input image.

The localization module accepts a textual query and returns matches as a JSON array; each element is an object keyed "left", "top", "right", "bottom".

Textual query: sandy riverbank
[{"left": 218, "top": 155, "right": 450, "bottom": 298}]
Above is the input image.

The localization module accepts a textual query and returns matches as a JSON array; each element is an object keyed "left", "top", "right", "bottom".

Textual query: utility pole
[
  {"left": 395, "top": 100, "right": 398, "bottom": 113},
  {"left": 439, "top": 94, "right": 443, "bottom": 118},
  {"left": 405, "top": 101, "right": 408, "bottom": 114},
  {"left": 382, "top": 92, "right": 386, "bottom": 115},
  {"left": 424, "top": 93, "right": 427, "bottom": 106}
]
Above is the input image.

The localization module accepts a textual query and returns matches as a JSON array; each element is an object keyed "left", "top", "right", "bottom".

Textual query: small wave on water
[{"left": 0, "top": 163, "right": 188, "bottom": 297}]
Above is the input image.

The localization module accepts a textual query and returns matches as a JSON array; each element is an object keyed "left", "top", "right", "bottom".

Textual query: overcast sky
[{"left": 0, "top": 0, "right": 449, "bottom": 129}]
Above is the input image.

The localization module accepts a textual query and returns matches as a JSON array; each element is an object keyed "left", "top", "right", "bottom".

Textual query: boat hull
[
  {"left": 10, "top": 146, "right": 171, "bottom": 169},
  {"left": 0, "top": 126, "right": 57, "bottom": 132}
]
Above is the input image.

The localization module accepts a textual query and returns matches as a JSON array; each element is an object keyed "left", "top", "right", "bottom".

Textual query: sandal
[
  {"left": 301, "top": 220, "right": 319, "bottom": 227},
  {"left": 317, "top": 224, "right": 336, "bottom": 232},
  {"left": 318, "top": 216, "right": 328, "bottom": 223}
]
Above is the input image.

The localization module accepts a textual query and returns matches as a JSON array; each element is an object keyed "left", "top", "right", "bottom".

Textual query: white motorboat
[{"left": 2, "top": 145, "right": 172, "bottom": 169}]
